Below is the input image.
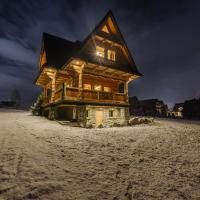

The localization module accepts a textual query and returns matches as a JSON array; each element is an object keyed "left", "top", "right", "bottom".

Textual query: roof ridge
[{"left": 42, "top": 32, "right": 81, "bottom": 44}]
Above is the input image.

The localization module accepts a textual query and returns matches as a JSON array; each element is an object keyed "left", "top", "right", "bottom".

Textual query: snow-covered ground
[{"left": 0, "top": 109, "right": 200, "bottom": 200}]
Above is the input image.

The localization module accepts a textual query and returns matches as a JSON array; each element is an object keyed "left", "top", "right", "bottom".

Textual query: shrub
[
  {"left": 129, "top": 117, "right": 154, "bottom": 126},
  {"left": 30, "top": 93, "right": 44, "bottom": 116}
]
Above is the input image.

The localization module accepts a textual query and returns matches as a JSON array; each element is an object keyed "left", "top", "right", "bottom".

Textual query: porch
[{"left": 43, "top": 86, "right": 127, "bottom": 106}]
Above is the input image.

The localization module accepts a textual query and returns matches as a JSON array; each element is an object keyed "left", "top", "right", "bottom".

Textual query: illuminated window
[
  {"left": 83, "top": 84, "right": 91, "bottom": 90},
  {"left": 94, "top": 85, "right": 102, "bottom": 91},
  {"left": 103, "top": 86, "right": 111, "bottom": 92},
  {"left": 102, "top": 25, "right": 109, "bottom": 33},
  {"left": 96, "top": 46, "right": 104, "bottom": 58},
  {"left": 109, "top": 110, "right": 114, "bottom": 117},
  {"left": 107, "top": 50, "right": 115, "bottom": 61}
]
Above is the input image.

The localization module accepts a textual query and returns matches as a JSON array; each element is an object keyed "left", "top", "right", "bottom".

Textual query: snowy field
[{"left": 0, "top": 109, "right": 200, "bottom": 200}]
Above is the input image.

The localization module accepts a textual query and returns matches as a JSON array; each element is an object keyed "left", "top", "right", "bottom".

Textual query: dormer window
[
  {"left": 107, "top": 49, "right": 115, "bottom": 61},
  {"left": 96, "top": 46, "right": 104, "bottom": 58}
]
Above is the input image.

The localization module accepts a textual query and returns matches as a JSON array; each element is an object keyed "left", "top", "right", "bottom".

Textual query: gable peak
[{"left": 101, "top": 25, "right": 109, "bottom": 33}]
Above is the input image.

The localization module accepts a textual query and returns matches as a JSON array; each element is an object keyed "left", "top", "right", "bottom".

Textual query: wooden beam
[
  {"left": 50, "top": 73, "right": 56, "bottom": 103},
  {"left": 78, "top": 63, "right": 85, "bottom": 99}
]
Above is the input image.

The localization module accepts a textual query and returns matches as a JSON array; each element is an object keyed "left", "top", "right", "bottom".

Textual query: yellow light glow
[
  {"left": 96, "top": 46, "right": 104, "bottom": 58},
  {"left": 83, "top": 84, "right": 92, "bottom": 90},
  {"left": 103, "top": 86, "right": 111, "bottom": 92},
  {"left": 107, "top": 49, "right": 115, "bottom": 61},
  {"left": 94, "top": 85, "right": 102, "bottom": 91},
  {"left": 102, "top": 25, "right": 109, "bottom": 33}
]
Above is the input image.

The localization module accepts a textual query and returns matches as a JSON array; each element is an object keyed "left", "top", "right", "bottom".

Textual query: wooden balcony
[{"left": 43, "top": 87, "right": 127, "bottom": 106}]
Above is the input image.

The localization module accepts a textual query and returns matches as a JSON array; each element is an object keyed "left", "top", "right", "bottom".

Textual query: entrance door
[{"left": 96, "top": 110, "right": 104, "bottom": 126}]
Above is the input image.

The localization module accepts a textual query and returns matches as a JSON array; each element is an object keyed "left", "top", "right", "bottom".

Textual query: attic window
[
  {"left": 102, "top": 25, "right": 109, "bottom": 33},
  {"left": 107, "top": 49, "right": 115, "bottom": 61},
  {"left": 96, "top": 46, "right": 104, "bottom": 57}
]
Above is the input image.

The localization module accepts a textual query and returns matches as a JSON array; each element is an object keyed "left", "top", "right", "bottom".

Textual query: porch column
[
  {"left": 50, "top": 73, "right": 56, "bottom": 103},
  {"left": 63, "top": 82, "right": 67, "bottom": 99},
  {"left": 78, "top": 63, "right": 85, "bottom": 99},
  {"left": 125, "top": 80, "right": 129, "bottom": 103},
  {"left": 43, "top": 86, "right": 47, "bottom": 97}
]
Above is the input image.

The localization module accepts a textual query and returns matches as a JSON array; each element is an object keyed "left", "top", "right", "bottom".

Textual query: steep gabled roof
[
  {"left": 42, "top": 33, "right": 81, "bottom": 69},
  {"left": 40, "top": 11, "right": 142, "bottom": 76},
  {"left": 73, "top": 10, "right": 142, "bottom": 75}
]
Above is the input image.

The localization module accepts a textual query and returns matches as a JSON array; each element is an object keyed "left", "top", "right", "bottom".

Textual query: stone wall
[
  {"left": 76, "top": 106, "right": 86, "bottom": 127},
  {"left": 84, "top": 105, "right": 129, "bottom": 128},
  {"left": 42, "top": 105, "right": 130, "bottom": 128}
]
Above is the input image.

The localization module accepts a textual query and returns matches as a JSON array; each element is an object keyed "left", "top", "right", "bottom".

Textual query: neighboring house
[
  {"left": 172, "top": 103, "right": 184, "bottom": 118},
  {"left": 34, "top": 10, "right": 142, "bottom": 127},
  {"left": 129, "top": 96, "right": 168, "bottom": 117},
  {"left": 182, "top": 99, "right": 200, "bottom": 119}
]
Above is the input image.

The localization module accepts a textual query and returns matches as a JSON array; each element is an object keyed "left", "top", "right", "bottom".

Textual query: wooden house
[
  {"left": 35, "top": 10, "right": 142, "bottom": 127},
  {"left": 170, "top": 103, "right": 184, "bottom": 118}
]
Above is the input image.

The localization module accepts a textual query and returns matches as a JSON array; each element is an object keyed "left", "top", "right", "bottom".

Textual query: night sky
[{"left": 0, "top": 0, "right": 200, "bottom": 108}]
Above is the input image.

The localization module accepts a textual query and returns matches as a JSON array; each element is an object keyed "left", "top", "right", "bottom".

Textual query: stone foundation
[
  {"left": 83, "top": 105, "right": 129, "bottom": 128},
  {"left": 42, "top": 105, "right": 129, "bottom": 128}
]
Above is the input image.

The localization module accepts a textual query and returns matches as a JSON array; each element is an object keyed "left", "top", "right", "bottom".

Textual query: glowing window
[
  {"left": 102, "top": 25, "right": 109, "bottom": 33},
  {"left": 107, "top": 49, "right": 115, "bottom": 61},
  {"left": 96, "top": 46, "right": 104, "bottom": 58},
  {"left": 103, "top": 86, "right": 111, "bottom": 92},
  {"left": 94, "top": 85, "right": 102, "bottom": 91},
  {"left": 83, "top": 84, "right": 91, "bottom": 90}
]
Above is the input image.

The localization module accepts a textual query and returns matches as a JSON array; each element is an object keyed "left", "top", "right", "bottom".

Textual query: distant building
[
  {"left": 182, "top": 99, "right": 200, "bottom": 119},
  {"left": 170, "top": 103, "right": 184, "bottom": 118},
  {"left": 129, "top": 96, "right": 168, "bottom": 117}
]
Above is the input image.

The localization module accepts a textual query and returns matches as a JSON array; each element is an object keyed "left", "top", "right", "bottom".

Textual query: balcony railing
[
  {"left": 54, "top": 88, "right": 62, "bottom": 102},
  {"left": 42, "top": 87, "right": 127, "bottom": 105}
]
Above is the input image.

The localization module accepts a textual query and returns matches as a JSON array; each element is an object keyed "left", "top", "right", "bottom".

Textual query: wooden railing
[
  {"left": 54, "top": 89, "right": 62, "bottom": 102},
  {"left": 82, "top": 90, "right": 114, "bottom": 101},
  {"left": 82, "top": 90, "right": 98, "bottom": 100},
  {"left": 113, "top": 93, "right": 126, "bottom": 102},
  {"left": 65, "top": 87, "right": 79, "bottom": 99},
  {"left": 43, "top": 87, "right": 127, "bottom": 105}
]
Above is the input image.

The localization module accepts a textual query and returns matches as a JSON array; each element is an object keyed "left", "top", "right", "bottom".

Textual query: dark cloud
[{"left": 0, "top": 0, "right": 199, "bottom": 107}]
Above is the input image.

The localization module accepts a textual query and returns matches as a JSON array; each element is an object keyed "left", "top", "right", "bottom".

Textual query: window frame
[
  {"left": 107, "top": 49, "right": 116, "bottom": 61},
  {"left": 109, "top": 110, "right": 114, "bottom": 118},
  {"left": 103, "top": 86, "right": 111, "bottom": 93},
  {"left": 83, "top": 83, "right": 92, "bottom": 90},
  {"left": 96, "top": 46, "right": 105, "bottom": 58},
  {"left": 86, "top": 110, "right": 89, "bottom": 118},
  {"left": 94, "top": 85, "right": 102, "bottom": 91}
]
